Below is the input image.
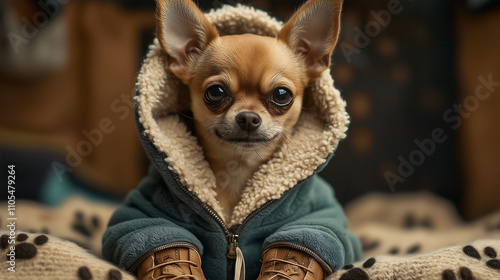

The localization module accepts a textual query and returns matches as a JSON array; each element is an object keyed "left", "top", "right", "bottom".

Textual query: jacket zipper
[
  {"left": 227, "top": 234, "right": 239, "bottom": 259},
  {"left": 226, "top": 233, "right": 238, "bottom": 280},
  {"left": 169, "top": 172, "right": 245, "bottom": 280},
  {"left": 169, "top": 171, "right": 332, "bottom": 279},
  {"left": 128, "top": 241, "right": 199, "bottom": 273},
  {"left": 261, "top": 242, "right": 334, "bottom": 275}
]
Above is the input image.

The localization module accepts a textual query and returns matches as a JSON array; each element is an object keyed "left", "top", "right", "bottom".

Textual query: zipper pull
[
  {"left": 227, "top": 234, "right": 239, "bottom": 259},
  {"left": 227, "top": 234, "right": 245, "bottom": 280}
]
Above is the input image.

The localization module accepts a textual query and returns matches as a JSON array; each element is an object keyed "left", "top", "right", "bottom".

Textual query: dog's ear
[
  {"left": 278, "top": 0, "right": 343, "bottom": 79},
  {"left": 156, "top": 0, "right": 219, "bottom": 82}
]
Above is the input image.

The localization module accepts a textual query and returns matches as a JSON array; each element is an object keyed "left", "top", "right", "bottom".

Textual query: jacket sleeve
[
  {"left": 263, "top": 175, "right": 361, "bottom": 273},
  {"left": 102, "top": 169, "right": 203, "bottom": 271}
]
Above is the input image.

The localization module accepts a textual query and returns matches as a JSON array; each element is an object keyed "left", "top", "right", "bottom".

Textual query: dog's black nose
[{"left": 236, "top": 112, "right": 262, "bottom": 132}]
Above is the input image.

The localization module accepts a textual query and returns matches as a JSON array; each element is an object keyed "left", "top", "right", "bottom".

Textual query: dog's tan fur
[{"left": 156, "top": 0, "right": 342, "bottom": 220}]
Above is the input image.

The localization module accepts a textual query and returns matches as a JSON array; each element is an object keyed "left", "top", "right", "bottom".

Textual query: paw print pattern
[
  {"left": 2, "top": 233, "right": 124, "bottom": 280},
  {"left": 442, "top": 245, "right": 500, "bottom": 280},
  {"left": 359, "top": 236, "right": 380, "bottom": 252},
  {"left": 385, "top": 243, "right": 421, "bottom": 256},
  {"left": 68, "top": 210, "right": 103, "bottom": 251},
  {"left": 485, "top": 220, "right": 500, "bottom": 232},
  {"left": 403, "top": 213, "right": 434, "bottom": 229},
  {"left": 1, "top": 233, "right": 48, "bottom": 260},
  {"left": 339, "top": 258, "right": 376, "bottom": 280},
  {"left": 463, "top": 245, "right": 500, "bottom": 270},
  {"left": 442, "top": 267, "right": 475, "bottom": 280},
  {"left": 77, "top": 266, "right": 123, "bottom": 280},
  {"left": 360, "top": 235, "right": 422, "bottom": 256},
  {"left": 463, "top": 245, "right": 481, "bottom": 260},
  {"left": 484, "top": 247, "right": 500, "bottom": 270},
  {"left": 72, "top": 210, "right": 101, "bottom": 238}
]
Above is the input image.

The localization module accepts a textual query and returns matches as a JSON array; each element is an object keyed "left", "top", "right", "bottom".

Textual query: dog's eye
[
  {"left": 205, "top": 85, "right": 227, "bottom": 103},
  {"left": 271, "top": 88, "right": 293, "bottom": 106}
]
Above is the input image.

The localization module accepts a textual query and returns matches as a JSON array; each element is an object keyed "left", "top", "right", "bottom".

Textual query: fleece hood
[{"left": 135, "top": 4, "right": 349, "bottom": 227}]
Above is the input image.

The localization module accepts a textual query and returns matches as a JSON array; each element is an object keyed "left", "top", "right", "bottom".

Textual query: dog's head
[{"left": 156, "top": 0, "right": 342, "bottom": 152}]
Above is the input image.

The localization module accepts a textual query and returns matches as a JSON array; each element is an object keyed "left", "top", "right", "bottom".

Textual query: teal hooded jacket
[{"left": 102, "top": 5, "right": 361, "bottom": 280}]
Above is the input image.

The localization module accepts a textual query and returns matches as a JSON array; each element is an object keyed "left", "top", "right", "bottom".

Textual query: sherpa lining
[{"left": 136, "top": 5, "right": 349, "bottom": 226}]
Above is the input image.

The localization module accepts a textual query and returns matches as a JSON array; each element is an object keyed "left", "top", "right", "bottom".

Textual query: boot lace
[
  {"left": 146, "top": 260, "right": 200, "bottom": 280},
  {"left": 263, "top": 258, "right": 313, "bottom": 280}
]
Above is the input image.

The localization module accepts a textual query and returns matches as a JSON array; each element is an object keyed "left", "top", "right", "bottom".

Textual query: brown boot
[
  {"left": 136, "top": 247, "right": 206, "bottom": 280},
  {"left": 257, "top": 247, "right": 325, "bottom": 280}
]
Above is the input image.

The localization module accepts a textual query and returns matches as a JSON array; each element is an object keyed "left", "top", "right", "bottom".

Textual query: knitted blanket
[{"left": 0, "top": 193, "right": 499, "bottom": 279}]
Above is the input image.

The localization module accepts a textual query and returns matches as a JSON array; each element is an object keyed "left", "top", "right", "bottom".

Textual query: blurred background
[{"left": 0, "top": 0, "right": 499, "bottom": 220}]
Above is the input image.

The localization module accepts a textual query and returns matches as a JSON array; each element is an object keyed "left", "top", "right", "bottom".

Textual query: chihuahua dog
[
  {"left": 156, "top": 0, "right": 342, "bottom": 221},
  {"left": 109, "top": 0, "right": 354, "bottom": 279}
]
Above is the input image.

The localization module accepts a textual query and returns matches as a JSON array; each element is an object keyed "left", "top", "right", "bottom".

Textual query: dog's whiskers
[
  {"left": 254, "top": 150, "right": 263, "bottom": 161},
  {"left": 179, "top": 112, "right": 196, "bottom": 120}
]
